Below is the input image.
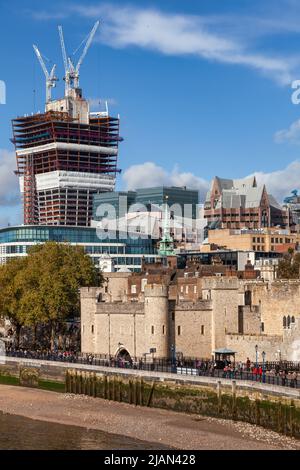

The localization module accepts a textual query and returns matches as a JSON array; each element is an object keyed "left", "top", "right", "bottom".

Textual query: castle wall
[
  {"left": 175, "top": 301, "right": 212, "bottom": 358},
  {"left": 245, "top": 281, "right": 300, "bottom": 336},
  {"left": 202, "top": 277, "right": 240, "bottom": 352},
  {"left": 226, "top": 333, "right": 283, "bottom": 362}
]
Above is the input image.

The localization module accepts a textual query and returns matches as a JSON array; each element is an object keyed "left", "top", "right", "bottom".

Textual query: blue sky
[{"left": 2, "top": 0, "right": 300, "bottom": 225}]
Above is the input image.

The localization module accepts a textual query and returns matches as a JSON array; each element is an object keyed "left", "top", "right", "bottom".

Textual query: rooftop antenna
[{"left": 33, "top": 45, "right": 58, "bottom": 104}]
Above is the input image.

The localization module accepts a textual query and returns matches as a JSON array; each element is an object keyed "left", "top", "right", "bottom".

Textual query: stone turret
[{"left": 144, "top": 284, "right": 169, "bottom": 358}]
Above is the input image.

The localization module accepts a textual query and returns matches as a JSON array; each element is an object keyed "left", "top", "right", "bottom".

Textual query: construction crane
[
  {"left": 58, "top": 25, "right": 71, "bottom": 96},
  {"left": 58, "top": 21, "right": 100, "bottom": 95},
  {"left": 33, "top": 45, "right": 58, "bottom": 103}
]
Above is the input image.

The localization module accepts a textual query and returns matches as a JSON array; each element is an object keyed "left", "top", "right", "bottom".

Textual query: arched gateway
[{"left": 115, "top": 347, "right": 132, "bottom": 362}]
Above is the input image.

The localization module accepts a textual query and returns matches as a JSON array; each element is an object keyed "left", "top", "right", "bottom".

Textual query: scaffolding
[{"left": 12, "top": 110, "right": 121, "bottom": 226}]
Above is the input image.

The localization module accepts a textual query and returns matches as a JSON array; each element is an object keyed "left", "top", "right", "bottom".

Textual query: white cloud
[
  {"left": 253, "top": 160, "right": 300, "bottom": 202},
  {"left": 274, "top": 119, "right": 300, "bottom": 144},
  {"left": 123, "top": 160, "right": 300, "bottom": 204},
  {"left": 122, "top": 162, "right": 209, "bottom": 201},
  {"left": 0, "top": 149, "right": 20, "bottom": 206},
  {"left": 67, "top": 4, "right": 297, "bottom": 85}
]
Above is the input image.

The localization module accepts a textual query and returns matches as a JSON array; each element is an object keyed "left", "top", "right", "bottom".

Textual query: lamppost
[
  {"left": 262, "top": 351, "right": 266, "bottom": 383},
  {"left": 277, "top": 349, "right": 281, "bottom": 364},
  {"left": 255, "top": 344, "right": 258, "bottom": 369},
  {"left": 171, "top": 344, "right": 176, "bottom": 373}
]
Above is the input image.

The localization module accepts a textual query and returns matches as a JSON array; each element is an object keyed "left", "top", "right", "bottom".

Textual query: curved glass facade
[{"left": 0, "top": 225, "right": 158, "bottom": 271}]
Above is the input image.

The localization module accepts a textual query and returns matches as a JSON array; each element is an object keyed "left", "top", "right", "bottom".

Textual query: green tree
[
  {"left": 0, "top": 258, "right": 28, "bottom": 347},
  {"left": 277, "top": 252, "right": 300, "bottom": 279},
  {"left": 0, "top": 242, "right": 102, "bottom": 350}
]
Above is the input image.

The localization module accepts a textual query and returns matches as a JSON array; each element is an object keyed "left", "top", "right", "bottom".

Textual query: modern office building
[
  {"left": 0, "top": 225, "right": 159, "bottom": 271},
  {"left": 92, "top": 186, "right": 199, "bottom": 221}
]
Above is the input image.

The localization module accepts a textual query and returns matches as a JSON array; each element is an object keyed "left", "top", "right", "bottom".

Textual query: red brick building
[{"left": 204, "top": 176, "right": 290, "bottom": 230}]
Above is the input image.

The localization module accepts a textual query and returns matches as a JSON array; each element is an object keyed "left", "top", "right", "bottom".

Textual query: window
[
  {"left": 287, "top": 315, "right": 291, "bottom": 328},
  {"left": 283, "top": 316, "right": 286, "bottom": 328},
  {"left": 201, "top": 325, "right": 204, "bottom": 335},
  {"left": 180, "top": 286, "right": 184, "bottom": 293},
  {"left": 172, "top": 312, "right": 175, "bottom": 321},
  {"left": 194, "top": 286, "right": 197, "bottom": 294},
  {"left": 141, "top": 279, "right": 147, "bottom": 292},
  {"left": 177, "top": 325, "right": 181, "bottom": 336},
  {"left": 261, "top": 322, "right": 264, "bottom": 332},
  {"left": 131, "top": 285, "right": 137, "bottom": 294},
  {"left": 151, "top": 325, "right": 154, "bottom": 335},
  {"left": 162, "top": 325, "right": 165, "bottom": 335},
  {"left": 91, "top": 325, "right": 94, "bottom": 334},
  {"left": 185, "top": 286, "right": 189, "bottom": 294},
  {"left": 291, "top": 316, "right": 295, "bottom": 323}
]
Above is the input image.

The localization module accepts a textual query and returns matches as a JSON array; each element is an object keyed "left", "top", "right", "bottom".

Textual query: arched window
[
  {"left": 287, "top": 315, "right": 291, "bottom": 328},
  {"left": 291, "top": 316, "right": 295, "bottom": 324},
  {"left": 283, "top": 316, "right": 286, "bottom": 328}
]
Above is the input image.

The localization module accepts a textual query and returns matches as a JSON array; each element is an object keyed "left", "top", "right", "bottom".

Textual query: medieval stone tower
[{"left": 144, "top": 284, "right": 170, "bottom": 357}]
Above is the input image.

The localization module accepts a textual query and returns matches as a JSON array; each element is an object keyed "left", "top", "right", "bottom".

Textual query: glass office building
[
  {"left": 92, "top": 186, "right": 199, "bottom": 220},
  {"left": 0, "top": 225, "right": 159, "bottom": 272}
]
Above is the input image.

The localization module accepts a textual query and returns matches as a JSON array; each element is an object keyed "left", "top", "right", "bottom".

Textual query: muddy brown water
[{"left": 0, "top": 412, "right": 171, "bottom": 450}]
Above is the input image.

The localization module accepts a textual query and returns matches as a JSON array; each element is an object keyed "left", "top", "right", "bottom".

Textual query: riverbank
[{"left": 0, "top": 385, "right": 299, "bottom": 450}]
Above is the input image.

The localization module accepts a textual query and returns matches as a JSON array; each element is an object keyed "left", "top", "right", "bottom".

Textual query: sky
[{"left": 2, "top": 0, "right": 300, "bottom": 225}]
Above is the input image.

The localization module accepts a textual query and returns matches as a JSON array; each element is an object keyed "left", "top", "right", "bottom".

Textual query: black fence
[{"left": 4, "top": 349, "right": 300, "bottom": 390}]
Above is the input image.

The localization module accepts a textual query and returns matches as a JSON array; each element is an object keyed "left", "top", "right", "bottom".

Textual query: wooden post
[
  {"left": 79, "top": 371, "right": 82, "bottom": 395},
  {"left": 232, "top": 380, "right": 237, "bottom": 420},
  {"left": 255, "top": 399, "right": 260, "bottom": 426},
  {"left": 104, "top": 375, "right": 108, "bottom": 399},
  {"left": 119, "top": 379, "right": 122, "bottom": 403},
  {"left": 129, "top": 380, "right": 132, "bottom": 404},
  {"left": 147, "top": 382, "right": 155, "bottom": 407},
  {"left": 134, "top": 380, "right": 138, "bottom": 406},
  {"left": 217, "top": 381, "right": 222, "bottom": 413},
  {"left": 140, "top": 379, "right": 143, "bottom": 406},
  {"left": 65, "top": 370, "right": 70, "bottom": 393},
  {"left": 290, "top": 400, "right": 295, "bottom": 437},
  {"left": 112, "top": 376, "right": 116, "bottom": 401}
]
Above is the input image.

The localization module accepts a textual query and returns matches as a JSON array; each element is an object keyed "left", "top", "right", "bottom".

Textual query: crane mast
[{"left": 33, "top": 45, "right": 58, "bottom": 103}]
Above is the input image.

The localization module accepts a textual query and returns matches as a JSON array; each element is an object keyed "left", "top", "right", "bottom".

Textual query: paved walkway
[{"left": 2, "top": 355, "right": 300, "bottom": 399}]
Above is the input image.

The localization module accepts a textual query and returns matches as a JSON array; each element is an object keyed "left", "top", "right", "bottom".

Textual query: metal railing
[{"left": 4, "top": 350, "right": 300, "bottom": 390}]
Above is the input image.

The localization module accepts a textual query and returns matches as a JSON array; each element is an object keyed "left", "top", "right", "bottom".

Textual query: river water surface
[{"left": 0, "top": 412, "right": 170, "bottom": 450}]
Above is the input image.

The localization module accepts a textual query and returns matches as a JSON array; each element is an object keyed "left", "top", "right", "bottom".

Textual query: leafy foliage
[
  {"left": 277, "top": 251, "right": 300, "bottom": 279},
  {"left": 0, "top": 242, "right": 102, "bottom": 349}
]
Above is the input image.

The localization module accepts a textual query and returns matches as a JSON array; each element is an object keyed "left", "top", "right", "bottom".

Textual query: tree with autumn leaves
[
  {"left": 0, "top": 242, "right": 102, "bottom": 349},
  {"left": 277, "top": 249, "right": 300, "bottom": 280}
]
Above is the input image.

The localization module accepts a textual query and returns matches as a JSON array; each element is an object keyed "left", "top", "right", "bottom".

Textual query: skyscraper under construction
[{"left": 12, "top": 22, "right": 122, "bottom": 227}]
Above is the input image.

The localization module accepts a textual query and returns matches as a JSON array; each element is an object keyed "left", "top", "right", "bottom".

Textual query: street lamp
[
  {"left": 262, "top": 351, "right": 266, "bottom": 383},
  {"left": 277, "top": 349, "right": 281, "bottom": 364},
  {"left": 255, "top": 344, "right": 258, "bottom": 369},
  {"left": 170, "top": 344, "right": 176, "bottom": 373}
]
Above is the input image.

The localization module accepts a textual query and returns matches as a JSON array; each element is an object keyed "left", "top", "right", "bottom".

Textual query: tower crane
[
  {"left": 58, "top": 25, "right": 71, "bottom": 96},
  {"left": 58, "top": 21, "right": 100, "bottom": 95},
  {"left": 33, "top": 45, "right": 58, "bottom": 103}
]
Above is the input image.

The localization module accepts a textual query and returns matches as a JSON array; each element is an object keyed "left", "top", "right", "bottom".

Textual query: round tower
[{"left": 144, "top": 284, "right": 169, "bottom": 358}]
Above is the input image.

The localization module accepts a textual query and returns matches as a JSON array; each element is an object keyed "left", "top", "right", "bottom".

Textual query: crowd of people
[{"left": 3, "top": 347, "right": 299, "bottom": 388}]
